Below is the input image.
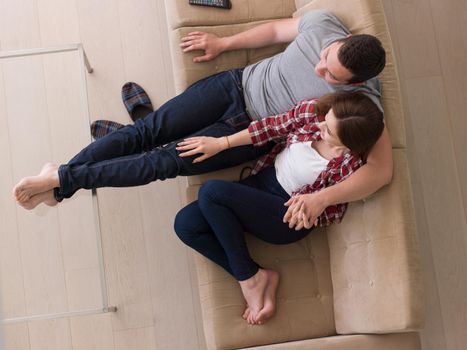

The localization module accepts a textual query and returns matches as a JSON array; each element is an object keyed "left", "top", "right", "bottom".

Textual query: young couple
[{"left": 13, "top": 10, "right": 391, "bottom": 325}]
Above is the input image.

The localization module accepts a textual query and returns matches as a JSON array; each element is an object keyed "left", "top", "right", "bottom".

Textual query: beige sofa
[{"left": 164, "top": 0, "right": 424, "bottom": 349}]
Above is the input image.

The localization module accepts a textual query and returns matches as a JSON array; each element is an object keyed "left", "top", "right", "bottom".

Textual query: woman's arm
[
  {"left": 284, "top": 126, "right": 393, "bottom": 229},
  {"left": 248, "top": 99, "right": 318, "bottom": 146},
  {"left": 176, "top": 129, "right": 252, "bottom": 163},
  {"left": 177, "top": 99, "right": 318, "bottom": 162}
]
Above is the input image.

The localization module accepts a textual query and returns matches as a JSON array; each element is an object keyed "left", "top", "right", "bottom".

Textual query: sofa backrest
[{"left": 165, "top": 0, "right": 296, "bottom": 30}]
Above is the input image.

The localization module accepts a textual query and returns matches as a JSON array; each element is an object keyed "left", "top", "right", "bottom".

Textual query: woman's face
[{"left": 319, "top": 108, "right": 346, "bottom": 148}]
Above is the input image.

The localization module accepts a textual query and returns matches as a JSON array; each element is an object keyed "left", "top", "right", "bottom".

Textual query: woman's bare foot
[
  {"left": 239, "top": 269, "right": 269, "bottom": 325},
  {"left": 20, "top": 189, "right": 58, "bottom": 210},
  {"left": 241, "top": 269, "right": 279, "bottom": 325},
  {"left": 255, "top": 269, "right": 280, "bottom": 324},
  {"left": 13, "top": 163, "right": 59, "bottom": 204},
  {"left": 242, "top": 306, "right": 253, "bottom": 324}
]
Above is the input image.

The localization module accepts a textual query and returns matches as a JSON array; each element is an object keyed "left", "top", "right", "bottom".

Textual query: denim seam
[
  {"left": 228, "top": 69, "right": 244, "bottom": 93},
  {"left": 203, "top": 190, "right": 285, "bottom": 224},
  {"left": 222, "top": 111, "right": 250, "bottom": 131}
]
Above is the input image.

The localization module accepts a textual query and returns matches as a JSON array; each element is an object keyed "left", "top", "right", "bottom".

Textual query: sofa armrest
[
  {"left": 165, "top": 0, "right": 296, "bottom": 30},
  {"left": 326, "top": 149, "right": 424, "bottom": 334}
]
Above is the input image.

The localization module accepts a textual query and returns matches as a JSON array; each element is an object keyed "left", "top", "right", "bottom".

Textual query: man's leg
[
  {"left": 56, "top": 116, "right": 271, "bottom": 200},
  {"left": 66, "top": 70, "right": 247, "bottom": 167}
]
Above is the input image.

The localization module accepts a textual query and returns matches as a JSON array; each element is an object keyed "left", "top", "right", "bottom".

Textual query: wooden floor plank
[
  {"left": 381, "top": 2, "right": 449, "bottom": 349},
  {"left": 3, "top": 56, "right": 69, "bottom": 316},
  {"left": 3, "top": 324, "right": 30, "bottom": 350},
  {"left": 405, "top": 76, "right": 467, "bottom": 350},
  {"left": 42, "top": 51, "right": 103, "bottom": 311},
  {"left": 114, "top": 326, "right": 157, "bottom": 350},
  {"left": 428, "top": 0, "right": 467, "bottom": 225},
  {"left": 138, "top": 181, "right": 200, "bottom": 350},
  {"left": 70, "top": 313, "right": 115, "bottom": 350},
  {"left": 391, "top": 0, "right": 442, "bottom": 79},
  {"left": 0, "top": 0, "right": 41, "bottom": 50},
  {"left": 27, "top": 319, "right": 72, "bottom": 350},
  {"left": 0, "top": 62, "right": 29, "bottom": 320},
  {"left": 36, "top": 0, "right": 80, "bottom": 46}
]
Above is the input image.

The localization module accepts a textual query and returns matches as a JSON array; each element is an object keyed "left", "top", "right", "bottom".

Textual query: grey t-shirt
[{"left": 242, "top": 10, "right": 382, "bottom": 120}]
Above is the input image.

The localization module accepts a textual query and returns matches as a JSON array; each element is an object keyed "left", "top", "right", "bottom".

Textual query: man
[
  {"left": 14, "top": 10, "right": 392, "bottom": 231},
  {"left": 180, "top": 10, "right": 392, "bottom": 229}
]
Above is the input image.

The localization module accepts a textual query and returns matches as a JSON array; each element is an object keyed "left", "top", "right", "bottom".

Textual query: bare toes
[
  {"left": 242, "top": 307, "right": 250, "bottom": 320},
  {"left": 19, "top": 190, "right": 57, "bottom": 210}
]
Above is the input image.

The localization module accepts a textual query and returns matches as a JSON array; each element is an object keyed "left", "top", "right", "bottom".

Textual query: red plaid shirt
[{"left": 247, "top": 98, "right": 363, "bottom": 227}]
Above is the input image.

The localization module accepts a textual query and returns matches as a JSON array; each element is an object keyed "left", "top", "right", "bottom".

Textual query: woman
[
  {"left": 173, "top": 91, "right": 384, "bottom": 326},
  {"left": 12, "top": 91, "right": 383, "bottom": 325}
]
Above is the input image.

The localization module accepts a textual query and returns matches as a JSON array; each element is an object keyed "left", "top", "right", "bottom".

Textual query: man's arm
[
  {"left": 284, "top": 126, "right": 393, "bottom": 229},
  {"left": 180, "top": 17, "right": 300, "bottom": 62},
  {"left": 321, "top": 126, "right": 393, "bottom": 203}
]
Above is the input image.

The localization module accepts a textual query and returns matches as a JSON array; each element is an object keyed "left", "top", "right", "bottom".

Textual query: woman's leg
[
  {"left": 174, "top": 201, "right": 235, "bottom": 276},
  {"left": 197, "top": 179, "right": 310, "bottom": 277},
  {"left": 196, "top": 178, "right": 311, "bottom": 323}
]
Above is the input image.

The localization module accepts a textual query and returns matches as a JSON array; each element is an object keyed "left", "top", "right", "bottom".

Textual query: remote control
[{"left": 188, "top": 0, "right": 232, "bottom": 10}]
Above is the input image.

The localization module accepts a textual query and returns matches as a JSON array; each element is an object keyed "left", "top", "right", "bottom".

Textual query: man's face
[{"left": 315, "top": 42, "right": 353, "bottom": 85}]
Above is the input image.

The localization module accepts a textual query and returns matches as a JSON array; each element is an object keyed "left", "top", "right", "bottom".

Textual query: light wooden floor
[
  {"left": 0, "top": 0, "right": 204, "bottom": 349},
  {"left": 1, "top": 0, "right": 466, "bottom": 350},
  {"left": 382, "top": 1, "right": 467, "bottom": 349}
]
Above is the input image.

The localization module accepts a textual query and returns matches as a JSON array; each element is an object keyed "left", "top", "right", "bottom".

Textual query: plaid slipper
[
  {"left": 121, "top": 82, "right": 154, "bottom": 122},
  {"left": 90, "top": 120, "right": 125, "bottom": 140}
]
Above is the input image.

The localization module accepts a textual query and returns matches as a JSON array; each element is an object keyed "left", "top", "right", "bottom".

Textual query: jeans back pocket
[{"left": 224, "top": 113, "right": 251, "bottom": 131}]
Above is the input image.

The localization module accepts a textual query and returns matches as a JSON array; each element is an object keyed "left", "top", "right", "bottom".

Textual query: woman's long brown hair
[{"left": 315, "top": 91, "right": 384, "bottom": 160}]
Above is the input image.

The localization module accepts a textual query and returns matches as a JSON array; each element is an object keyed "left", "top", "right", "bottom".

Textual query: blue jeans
[
  {"left": 174, "top": 167, "right": 312, "bottom": 281},
  {"left": 55, "top": 69, "right": 271, "bottom": 200}
]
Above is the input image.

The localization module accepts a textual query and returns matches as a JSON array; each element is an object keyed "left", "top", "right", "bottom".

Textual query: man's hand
[
  {"left": 180, "top": 31, "right": 225, "bottom": 63},
  {"left": 176, "top": 136, "right": 228, "bottom": 163},
  {"left": 283, "top": 192, "right": 328, "bottom": 229}
]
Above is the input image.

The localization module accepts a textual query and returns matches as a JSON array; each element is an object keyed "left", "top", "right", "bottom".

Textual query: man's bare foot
[
  {"left": 13, "top": 163, "right": 59, "bottom": 204},
  {"left": 20, "top": 190, "right": 58, "bottom": 210},
  {"left": 255, "top": 269, "right": 280, "bottom": 324},
  {"left": 239, "top": 269, "right": 269, "bottom": 325}
]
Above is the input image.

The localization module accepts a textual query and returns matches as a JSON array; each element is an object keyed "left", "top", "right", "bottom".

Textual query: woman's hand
[
  {"left": 283, "top": 192, "right": 327, "bottom": 229},
  {"left": 177, "top": 136, "right": 228, "bottom": 163},
  {"left": 180, "top": 31, "right": 225, "bottom": 63}
]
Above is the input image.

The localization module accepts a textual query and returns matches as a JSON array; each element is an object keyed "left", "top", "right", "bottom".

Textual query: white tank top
[{"left": 274, "top": 141, "right": 329, "bottom": 195}]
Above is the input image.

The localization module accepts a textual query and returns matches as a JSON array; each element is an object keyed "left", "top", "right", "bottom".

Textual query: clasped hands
[{"left": 283, "top": 192, "right": 326, "bottom": 230}]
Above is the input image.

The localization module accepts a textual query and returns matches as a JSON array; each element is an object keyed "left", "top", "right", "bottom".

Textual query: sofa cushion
[
  {"left": 165, "top": 0, "right": 297, "bottom": 30},
  {"left": 293, "top": 0, "right": 406, "bottom": 148},
  {"left": 327, "top": 149, "right": 424, "bottom": 334},
  {"left": 191, "top": 224, "right": 336, "bottom": 350}
]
